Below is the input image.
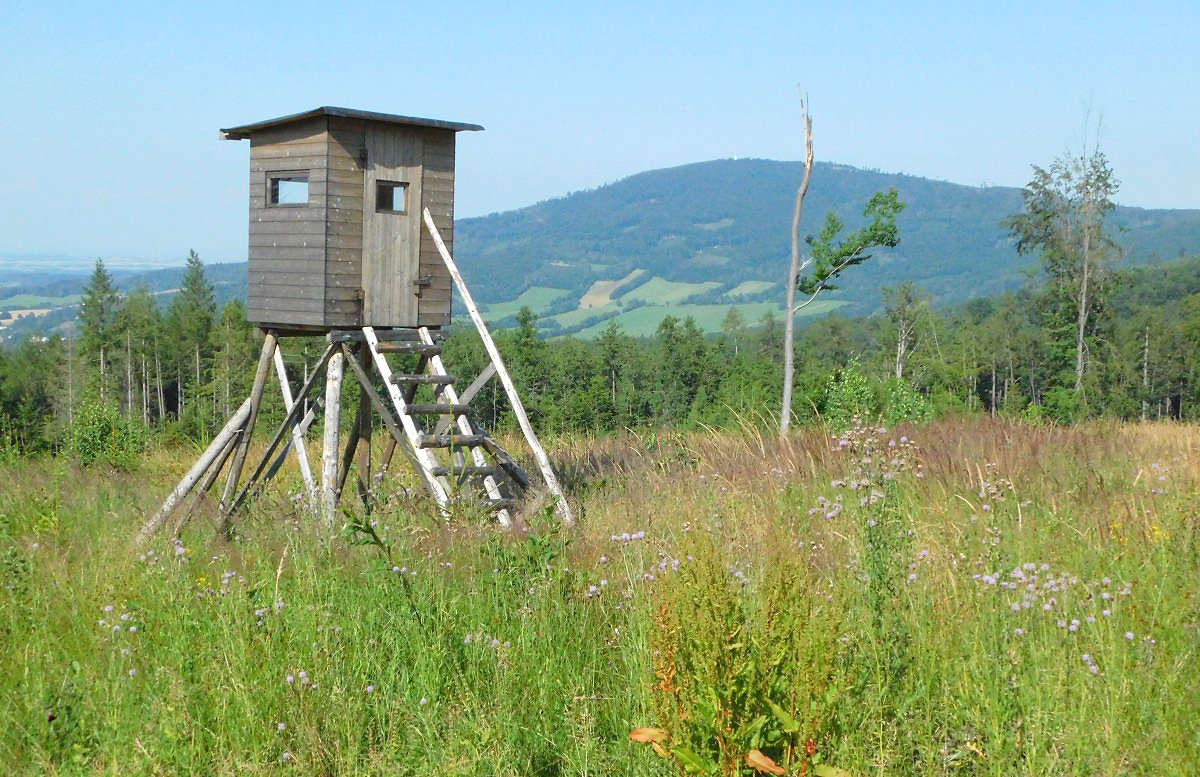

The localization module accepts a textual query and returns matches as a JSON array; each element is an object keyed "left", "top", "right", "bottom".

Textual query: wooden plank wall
[
  {"left": 325, "top": 118, "right": 368, "bottom": 328},
  {"left": 247, "top": 117, "right": 329, "bottom": 328},
  {"left": 243, "top": 117, "right": 459, "bottom": 331},
  {"left": 418, "top": 129, "right": 455, "bottom": 327}
]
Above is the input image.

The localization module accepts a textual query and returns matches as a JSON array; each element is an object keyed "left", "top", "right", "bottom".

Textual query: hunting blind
[
  {"left": 220, "top": 106, "right": 483, "bottom": 331},
  {"left": 141, "top": 107, "right": 571, "bottom": 541}
]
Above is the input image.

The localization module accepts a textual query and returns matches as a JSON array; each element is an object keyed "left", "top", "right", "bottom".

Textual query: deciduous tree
[{"left": 1005, "top": 143, "right": 1120, "bottom": 401}]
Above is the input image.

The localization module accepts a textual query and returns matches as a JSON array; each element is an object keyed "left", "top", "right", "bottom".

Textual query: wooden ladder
[{"left": 364, "top": 325, "right": 524, "bottom": 526}]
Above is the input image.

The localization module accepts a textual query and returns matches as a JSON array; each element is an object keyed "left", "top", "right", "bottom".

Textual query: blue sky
[{"left": 1, "top": 1, "right": 1197, "bottom": 267}]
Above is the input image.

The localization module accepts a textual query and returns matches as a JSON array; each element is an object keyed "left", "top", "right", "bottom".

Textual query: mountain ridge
[
  {"left": 4, "top": 159, "right": 1200, "bottom": 339},
  {"left": 454, "top": 158, "right": 1200, "bottom": 316}
]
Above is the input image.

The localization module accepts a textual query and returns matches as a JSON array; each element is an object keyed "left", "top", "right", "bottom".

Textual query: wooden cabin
[{"left": 221, "top": 107, "right": 483, "bottom": 331}]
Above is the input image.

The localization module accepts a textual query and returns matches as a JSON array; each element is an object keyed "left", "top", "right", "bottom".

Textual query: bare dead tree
[{"left": 780, "top": 88, "right": 814, "bottom": 434}]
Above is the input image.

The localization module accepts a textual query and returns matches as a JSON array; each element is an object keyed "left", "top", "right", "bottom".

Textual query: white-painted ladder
[{"left": 363, "top": 325, "right": 519, "bottom": 526}]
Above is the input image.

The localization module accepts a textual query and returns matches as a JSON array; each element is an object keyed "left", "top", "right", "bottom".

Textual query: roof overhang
[{"left": 220, "top": 106, "right": 484, "bottom": 140}]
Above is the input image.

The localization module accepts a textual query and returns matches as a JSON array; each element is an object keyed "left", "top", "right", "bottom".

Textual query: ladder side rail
[
  {"left": 363, "top": 326, "right": 452, "bottom": 508},
  {"left": 421, "top": 208, "right": 574, "bottom": 526},
  {"left": 342, "top": 344, "right": 441, "bottom": 503},
  {"left": 418, "top": 327, "right": 511, "bottom": 527},
  {"left": 434, "top": 363, "right": 496, "bottom": 437}
]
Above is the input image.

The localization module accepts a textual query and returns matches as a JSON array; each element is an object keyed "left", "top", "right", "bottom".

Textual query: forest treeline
[
  {"left": 2, "top": 247, "right": 1198, "bottom": 460},
  {"left": 4, "top": 147, "right": 1200, "bottom": 456}
]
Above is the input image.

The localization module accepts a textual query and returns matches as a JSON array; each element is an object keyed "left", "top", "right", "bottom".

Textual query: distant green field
[
  {"left": 0, "top": 293, "right": 80, "bottom": 309},
  {"left": 569, "top": 299, "right": 845, "bottom": 338},
  {"left": 548, "top": 303, "right": 620, "bottom": 330},
  {"left": 619, "top": 276, "right": 721, "bottom": 305},
  {"left": 724, "top": 280, "right": 776, "bottom": 297},
  {"left": 482, "top": 287, "right": 571, "bottom": 320}
]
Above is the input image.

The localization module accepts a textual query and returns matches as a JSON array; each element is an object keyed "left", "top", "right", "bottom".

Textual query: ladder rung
[
  {"left": 429, "top": 465, "right": 502, "bottom": 478},
  {"left": 374, "top": 342, "right": 442, "bottom": 355},
  {"left": 448, "top": 496, "right": 516, "bottom": 511},
  {"left": 417, "top": 433, "right": 486, "bottom": 449},
  {"left": 407, "top": 402, "right": 470, "bottom": 415},
  {"left": 389, "top": 374, "right": 456, "bottom": 385}
]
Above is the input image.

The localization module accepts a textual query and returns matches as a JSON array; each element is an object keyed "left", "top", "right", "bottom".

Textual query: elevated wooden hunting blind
[
  {"left": 142, "top": 107, "right": 571, "bottom": 543},
  {"left": 220, "top": 107, "right": 483, "bottom": 331}
]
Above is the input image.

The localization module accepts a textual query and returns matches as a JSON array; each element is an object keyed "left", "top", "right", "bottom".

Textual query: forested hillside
[
  {"left": 6, "top": 159, "right": 1199, "bottom": 341},
  {"left": 4, "top": 247, "right": 1199, "bottom": 458},
  {"left": 454, "top": 159, "right": 1200, "bottom": 314}
]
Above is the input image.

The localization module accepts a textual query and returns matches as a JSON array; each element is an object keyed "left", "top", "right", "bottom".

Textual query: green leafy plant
[
  {"left": 636, "top": 531, "right": 845, "bottom": 775},
  {"left": 66, "top": 402, "right": 146, "bottom": 469},
  {"left": 882, "top": 377, "right": 932, "bottom": 424},
  {"left": 820, "top": 364, "right": 876, "bottom": 431}
]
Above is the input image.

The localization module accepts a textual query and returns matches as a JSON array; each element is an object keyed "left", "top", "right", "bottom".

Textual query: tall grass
[{"left": 1, "top": 418, "right": 1197, "bottom": 774}]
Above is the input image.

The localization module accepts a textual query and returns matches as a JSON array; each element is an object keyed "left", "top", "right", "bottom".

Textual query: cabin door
[{"left": 362, "top": 126, "right": 423, "bottom": 327}]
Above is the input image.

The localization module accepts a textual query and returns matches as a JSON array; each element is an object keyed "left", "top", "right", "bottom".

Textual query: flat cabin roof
[{"left": 220, "top": 106, "right": 484, "bottom": 140}]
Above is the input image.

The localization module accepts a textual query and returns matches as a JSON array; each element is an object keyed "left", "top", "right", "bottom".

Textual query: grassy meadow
[{"left": 1, "top": 419, "right": 1198, "bottom": 774}]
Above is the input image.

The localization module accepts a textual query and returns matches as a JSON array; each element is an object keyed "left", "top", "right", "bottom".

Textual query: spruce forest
[{"left": 5, "top": 233, "right": 1200, "bottom": 455}]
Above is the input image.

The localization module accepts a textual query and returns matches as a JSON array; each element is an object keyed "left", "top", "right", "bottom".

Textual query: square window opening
[
  {"left": 269, "top": 175, "right": 309, "bottom": 206},
  {"left": 376, "top": 181, "right": 408, "bottom": 214}
]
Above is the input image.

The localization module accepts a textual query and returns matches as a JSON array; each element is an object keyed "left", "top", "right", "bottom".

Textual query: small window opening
[
  {"left": 376, "top": 181, "right": 408, "bottom": 214},
  {"left": 270, "top": 175, "right": 309, "bottom": 206}
]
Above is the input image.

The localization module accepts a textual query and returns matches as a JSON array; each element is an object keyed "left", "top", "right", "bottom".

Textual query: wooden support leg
[
  {"left": 337, "top": 410, "right": 360, "bottom": 500},
  {"left": 274, "top": 343, "right": 317, "bottom": 512},
  {"left": 321, "top": 346, "right": 346, "bottom": 527},
  {"left": 196, "top": 432, "right": 238, "bottom": 499},
  {"left": 230, "top": 344, "right": 337, "bottom": 513},
  {"left": 218, "top": 332, "right": 277, "bottom": 532},
  {"left": 263, "top": 399, "right": 322, "bottom": 489},
  {"left": 343, "top": 347, "right": 425, "bottom": 489},
  {"left": 137, "top": 397, "right": 252, "bottom": 543},
  {"left": 379, "top": 436, "right": 398, "bottom": 477},
  {"left": 178, "top": 432, "right": 240, "bottom": 527},
  {"left": 354, "top": 348, "right": 373, "bottom": 507}
]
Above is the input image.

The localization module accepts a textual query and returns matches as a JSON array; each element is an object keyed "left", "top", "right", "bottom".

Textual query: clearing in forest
[
  {"left": 579, "top": 268, "right": 645, "bottom": 308},
  {"left": 619, "top": 276, "right": 721, "bottom": 305},
  {"left": 724, "top": 280, "right": 776, "bottom": 297},
  {"left": 482, "top": 286, "right": 571, "bottom": 320}
]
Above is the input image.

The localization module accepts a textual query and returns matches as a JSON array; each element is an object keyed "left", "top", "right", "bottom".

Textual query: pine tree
[
  {"left": 167, "top": 250, "right": 217, "bottom": 424},
  {"left": 116, "top": 286, "right": 162, "bottom": 425},
  {"left": 208, "top": 299, "right": 258, "bottom": 420},
  {"left": 78, "top": 259, "right": 121, "bottom": 402}
]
